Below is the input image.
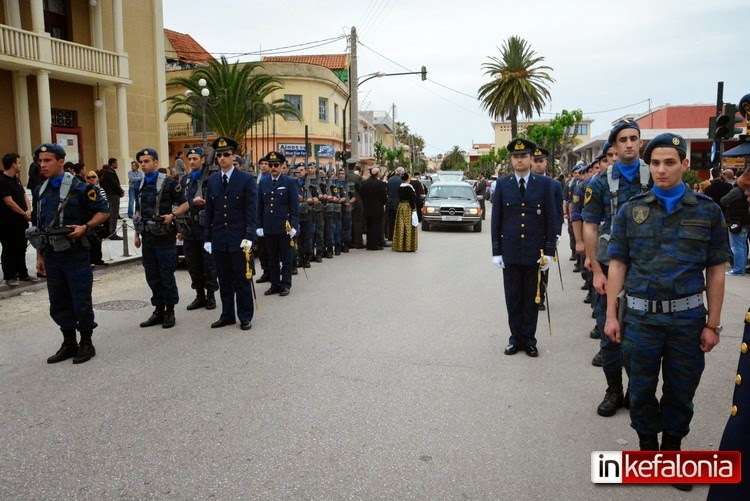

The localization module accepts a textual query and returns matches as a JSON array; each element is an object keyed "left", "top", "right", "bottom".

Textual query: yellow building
[
  {"left": 492, "top": 118, "right": 594, "bottom": 149},
  {"left": 0, "top": 0, "right": 167, "bottom": 183}
]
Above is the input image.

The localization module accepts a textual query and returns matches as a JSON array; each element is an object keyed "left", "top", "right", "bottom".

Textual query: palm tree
[
  {"left": 441, "top": 146, "right": 467, "bottom": 170},
  {"left": 165, "top": 57, "right": 300, "bottom": 155},
  {"left": 477, "top": 36, "right": 555, "bottom": 138}
]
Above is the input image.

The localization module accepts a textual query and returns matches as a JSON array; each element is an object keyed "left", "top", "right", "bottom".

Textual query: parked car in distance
[{"left": 422, "top": 181, "right": 482, "bottom": 232}]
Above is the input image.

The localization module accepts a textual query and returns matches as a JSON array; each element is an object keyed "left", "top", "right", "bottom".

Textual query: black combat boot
[
  {"left": 47, "top": 329, "right": 78, "bottom": 364},
  {"left": 315, "top": 252, "right": 323, "bottom": 263},
  {"left": 301, "top": 254, "right": 311, "bottom": 268},
  {"left": 334, "top": 245, "right": 341, "bottom": 255},
  {"left": 590, "top": 325, "right": 601, "bottom": 339},
  {"left": 638, "top": 432, "right": 659, "bottom": 451},
  {"left": 591, "top": 351, "right": 602, "bottom": 367},
  {"left": 205, "top": 290, "right": 216, "bottom": 310},
  {"left": 341, "top": 244, "right": 349, "bottom": 253},
  {"left": 140, "top": 306, "right": 165, "bottom": 328},
  {"left": 292, "top": 264, "right": 298, "bottom": 276},
  {"left": 73, "top": 330, "right": 96, "bottom": 364},
  {"left": 661, "top": 434, "right": 693, "bottom": 491},
  {"left": 325, "top": 246, "right": 333, "bottom": 259},
  {"left": 583, "top": 291, "right": 592, "bottom": 304},
  {"left": 186, "top": 290, "right": 206, "bottom": 311},
  {"left": 569, "top": 251, "right": 577, "bottom": 261},
  {"left": 597, "top": 372, "right": 624, "bottom": 417},
  {"left": 162, "top": 305, "right": 176, "bottom": 329}
]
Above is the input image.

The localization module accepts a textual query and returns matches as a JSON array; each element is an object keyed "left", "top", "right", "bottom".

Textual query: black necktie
[
  {"left": 519, "top": 178, "right": 526, "bottom": 198},
  {"left": 272, "top": 177, "right": 277, "bottom": 187},
  {"left": 223, "top": 174, "right": 228, "bottom": 190}
]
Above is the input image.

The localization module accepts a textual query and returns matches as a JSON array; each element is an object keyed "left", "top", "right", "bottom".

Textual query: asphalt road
[{"left": 1, "top": 207, "right": 747, "bottom": 500}]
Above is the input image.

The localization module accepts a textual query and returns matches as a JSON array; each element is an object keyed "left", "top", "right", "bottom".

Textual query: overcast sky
[{"left": 163, "top": 0, "right": 750, "bottom": 156}]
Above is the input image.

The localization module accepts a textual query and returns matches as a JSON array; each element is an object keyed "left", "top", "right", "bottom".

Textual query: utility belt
[
  {"left": 313, "top": 202, "right": 324, "bottom": 213},
  {"left": 626, "top": 294, "right": 703, "bottom": 314},
  {"left": 26, "top": 226, "right": 88, "bottom": 252},
  {"left": 325, "top": 202, "right": 335, "bottom": 214},
  {"left": 299, "top": 203, "right": 309, "bottom": 215},
  {"left": 133, "top": 215, "right": 174, "bottom": 236}
]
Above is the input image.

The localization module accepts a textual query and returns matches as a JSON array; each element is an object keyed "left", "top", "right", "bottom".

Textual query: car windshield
[{"left": 428, "top": 185, "right": 475, "bottom": 200}]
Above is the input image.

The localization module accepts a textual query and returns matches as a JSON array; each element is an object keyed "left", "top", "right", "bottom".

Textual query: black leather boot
[
  {"left": 186, "top": 290, "right": 206, "bottom": 310},
  {"left": 162, "top": 305, "right": 176, "bottom": 329},
  {"left": 661, "top": 434, "right": 692, "bottom": 491},
  {"left": 334, "top": 245, "right": 341, "bottom": 255},
  {"left": 341, "top": 244, "right": 349, "bottom": 253},
  {"left": 73, "top": 330, "right": 95, "bottom": 364},
  {"left": 47, "top": 329, "right": 78, "bottom": 364},
  {"left": 597, "top": 372, "right": 624, "bottom": 417},
  {"left": 140, "top": 307, "right": 165, "bottom": 328},
  {"left": 638, "top": 432, "right": 659, "bottom": 451},
  {"left": 256, "top": 273, "right": 270, "bottom": 283},
  {"left": 325, "top": 246, "right": 333, "bottom": 259},
  {"left": 315, "top": 252, "right": 322, "bottom": 263},
  {"left": 205, "top": 291, "right": 216, "bottom": 310}
]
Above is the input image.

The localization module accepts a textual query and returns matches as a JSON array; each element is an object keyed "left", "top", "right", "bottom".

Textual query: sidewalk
[{"left": 0, "top": 211, "right": 142, "bottom": 299}]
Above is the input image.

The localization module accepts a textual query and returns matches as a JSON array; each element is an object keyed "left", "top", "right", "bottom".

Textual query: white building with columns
[{"left": 0, "top": 0, "right": 167, "bottom": 182}]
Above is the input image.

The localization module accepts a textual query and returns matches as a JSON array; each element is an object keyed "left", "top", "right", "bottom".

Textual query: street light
[
  {"left": 185, "top": 78, "right": 212, "bottom": 148},
  {"left": 343, "top": 72, "right": 385, "bottom": 160}
]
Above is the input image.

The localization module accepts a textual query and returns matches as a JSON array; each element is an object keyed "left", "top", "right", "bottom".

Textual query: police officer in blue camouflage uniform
[
  {"left": 31, "top": 143, "right": 109, "bottom": 364},
  {"left": 293, "top": 163, "right": 313, "bottom": 268},
  {"left": 133, "top": 148, "right": 189, "bottom": 329},
  {"left": 605, "top": 134, "right": 729, "bottom": 492},
  {"left": 582, "top": 119, "right": 653, "bottom": 418},
  {"left": 337, "top": 168, "right": 353, "bottom": 253},
  {"left": 179, "top": 147, "right": 218, "bottom": 311}
]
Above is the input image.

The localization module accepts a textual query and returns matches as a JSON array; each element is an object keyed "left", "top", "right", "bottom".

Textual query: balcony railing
[
  {"left": 0, "top": 24, "right": 128, "bottom": 82},
  {"left": 168, "top": 123, "right": 214, "bottom": 140}
]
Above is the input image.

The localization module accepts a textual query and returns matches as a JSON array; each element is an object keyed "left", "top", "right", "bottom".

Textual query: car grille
[{"left": 439, "top": 206, "right": 465, "bottom": 216}]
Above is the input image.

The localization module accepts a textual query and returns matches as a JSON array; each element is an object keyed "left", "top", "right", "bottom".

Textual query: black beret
[
  {"left": 607, "top": 119, "right": 640, "bottom": 144},
  {"left": 643, "top": 133, "right": 687, "bottom": 163},
  {"left": 34, "top": 143, "right": 66, "bottom": 158},
  {"left": 186, "top": 147, "right": 204, "bottom": 157},
  {"left": 136, "top": 148, "right": 159, "bottom": 161}
]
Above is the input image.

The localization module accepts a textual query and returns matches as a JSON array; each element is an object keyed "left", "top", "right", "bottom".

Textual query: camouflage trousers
[{"left": 622, "top": 318, "right": 705, "bottom": 438}]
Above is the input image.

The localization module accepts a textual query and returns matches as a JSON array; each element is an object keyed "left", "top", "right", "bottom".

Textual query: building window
[
  {"left": 577, "top": 124, "right": 588, "bottom": 135},
  {"left": 51, "top": 108, "right": 77, "bottom": 127},
  {"left": 284, "top": 94, "right": 302, "bottom": 120},
  {"left": 43, "top": 0, "right": 69, "bottom": 40},
  {"left": 319, "top": 97, "right": 329, "bottom": 122},
  {"left": 334, "top": 103, "right": 339, "bottom": 125}
]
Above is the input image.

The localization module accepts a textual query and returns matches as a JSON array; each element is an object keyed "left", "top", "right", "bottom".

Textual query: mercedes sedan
[{"left": 421, "top": 181, "right": 482, "bottom": 232}]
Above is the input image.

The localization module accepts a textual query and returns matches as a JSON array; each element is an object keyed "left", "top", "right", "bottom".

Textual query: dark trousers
[
  {"left": 183, "top": 238, "right": 218, "bottom": 293},
  {"left": 0, "top": 226, "right": 29, "bottom": 279},
  {"left": 502, "top": 264, "right": 540, "bottom": 348},
  {"left": 365, "top": 212, "right": 384, "bottom": 249},
  {"left": 89, "top": 238, "right": 103, "bottom": 264},
  {"left": 299, "top": 218, "right": 313, "bottom": 255},
  {"left": 141, "top": 235, "right": 179, "bottom": 307},
  {"left": 255, "top": 236, "right": 269, "bottom": 272},
  {"left": 342, "top": 209, "right": 352, "bottom": 245},
  {"left": 313, "top": 209, "right": 324, "bottom": 254},
  {"left": 352, "top": 201, "right": 364, "bottom": 246},
  {"left": 265, "top": 233, "right": 292, "bottom": 289},
  {"left": 44, "top": 247, "right": 95, "bottom": 331},
  {"left": 214, "top": 250, "right": 254, "bottom": 323},
  {"left": 108, "top": 194, "right": 121, "bottom": 235},
  {"left": 387, "top": 207, "right": 397, "bottom": 241}
]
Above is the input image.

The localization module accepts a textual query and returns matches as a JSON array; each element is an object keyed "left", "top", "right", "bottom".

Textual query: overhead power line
[{"left": 165, "top": 35, "right": 347, "bottom": 59}]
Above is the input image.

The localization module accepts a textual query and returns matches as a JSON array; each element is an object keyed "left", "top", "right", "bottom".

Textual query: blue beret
[
  {"left": 572, "top": 162, "right": 585, "bottom": 173},
  {"left": 135, "top": 148, "right": 158, "bottom": 161},
  {"left": 266, "top": 151, "right": 286, "bottom": 163},
  {"left": 507, "top": 138, "right": 537, "bottom": 155},
  {"left": 607, "top": 119, "right": 640, "bottom": 144},
  {"left": 35, "top": 143, "right": 66, "bottom": 158},
  {"left": 211, "top": 136, "right": 238, "bottom": 151},
  {"left": 186, "top": 147, "right": 204, "bottom": 157},
  {"left": 532, "top": 147, "right": 550, "bottom": 159},
  {"left": 643, "top": 133, "right": 687, "bottom": 163},
  {"left": 234, "top": 155, "right": 244, "bottom": 163}
]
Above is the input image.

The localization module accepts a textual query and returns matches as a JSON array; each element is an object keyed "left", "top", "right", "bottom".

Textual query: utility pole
[
  {"left": 392, "top": 103, "right": 397, "bottom": 148},
  {"left": 349, "top": 27, "right": 359, "bottom": 163}
]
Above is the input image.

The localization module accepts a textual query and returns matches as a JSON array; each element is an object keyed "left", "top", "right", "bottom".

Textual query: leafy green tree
[
  {"left": 525, "top": 109, "right": 584, "bottom": 174},
  {"left": 478, "top": 36, "right": 555, "bottom": 138},
  {"left": 165, "top": 56, "right": 299, "bottom": 155},
  {"left": 441, "top": 146, "right": 467, "bottom": 170}
]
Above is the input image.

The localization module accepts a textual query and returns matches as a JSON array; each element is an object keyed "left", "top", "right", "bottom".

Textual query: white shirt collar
[
  {"left": 222, "top": 166, "right": 236, "bottom": 180},
  {"left": 514, "top": 172, "right": 530, "bottom": 184}
]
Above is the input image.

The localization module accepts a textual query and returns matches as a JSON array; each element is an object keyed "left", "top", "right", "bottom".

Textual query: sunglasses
[
  {"left": 217, "top": 152, "right": 234, "bottom": 158},
  {"left": 86, "top": 176, "right": 97, "bottom": 179},
  {"left": 269, "top": 162, "right": 281, "bottom": 167}
]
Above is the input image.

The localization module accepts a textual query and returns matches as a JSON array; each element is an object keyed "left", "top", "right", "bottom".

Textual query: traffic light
[
  {"left": 421, "top": 66, "right": 427, "bottom": 81},
  {"left": 707, "top": 115, "right": 718, "bottom": 140},
  {"left": 335, "top": 151, "right": 341, "bottom": 161},
  {"left": 715, "top": 103, "right": 743, "bottom": 140}
]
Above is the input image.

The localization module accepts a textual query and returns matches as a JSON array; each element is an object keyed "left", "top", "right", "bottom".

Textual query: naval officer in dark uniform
[
  {"left": 204, "top": 136, "right": 257, "bottom": 331},
  {"left": 31, "top": 143, "right": 109, "bottom": 364},
  {"left": 257, "top": 151, "right": 299, "bottom": 297},
  {"left": 179, "top": 147, "right": 218, "bottom": 311},
  {"left": 491, "top": 138, "right": 557, "bottom": 357}
]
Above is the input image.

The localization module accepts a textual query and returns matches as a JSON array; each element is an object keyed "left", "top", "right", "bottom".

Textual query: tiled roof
[
  {"left": 261, "top": 54, "right": 348, "bottom": 71},
  {"left": 165, "top": 29, "right": 213, "bottom": 64}
]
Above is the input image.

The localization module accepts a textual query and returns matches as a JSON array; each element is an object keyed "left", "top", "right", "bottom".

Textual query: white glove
[
  {"left": 538, "top": 255, "right": 553, "bottom": 272},
  {"left": 203, "top": 242, "right": 212, "bottom": 254},
  {"left": 492, "top": 256, "right": 505, "bottom": 269},
  {"left": 287, "top": 227, "right": 297, "bottom": 239},
  {"left": 240, "top": 239, "right": 252, "bottom": 251},
  {"left": 256, "top": 228, "right": 264, "bottom": 238}
]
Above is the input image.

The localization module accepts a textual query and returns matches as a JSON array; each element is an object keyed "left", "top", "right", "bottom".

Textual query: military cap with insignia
[
  {"left": 532, "top": 147, "right": 550, "bottom": 160},
  {"left": 187, "top": 147, "right": 204, "bottom": 157},
  {"left": 34, "top": 143, "right": 66, "bottom": 158},
  {"left": 507, "top": 138, "right": 536, "bottom": 155},
  {"left": 607, "top": 118, "right": 640, "bottom": 144},
  {"left": 266, "top": 151, "right": 286, "bottom": 164},
  {"left": 136, "top": 148, "right": 159, "bottom": 161},
  {"left": 643, "top": 133, "right": 687, "bottom": 163},
  {"left": 572, "top": 161, "right": 585, "bottom": 173},
  {"left": 211, "top": 136, "right": 238, "bottom": 152}
]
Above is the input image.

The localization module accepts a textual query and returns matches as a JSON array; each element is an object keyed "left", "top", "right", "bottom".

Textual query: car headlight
[
  {"left": 424, "top": 206, "right": 439, "bottom": 214},
  {"left": 465, "top": 208, "right": 479, "bottom": 215}
]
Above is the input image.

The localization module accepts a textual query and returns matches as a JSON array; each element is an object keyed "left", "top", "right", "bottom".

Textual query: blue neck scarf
[
  {"left": 189, "top": 169, "right": 202, "bottom": 182},
  {"left": 49, "top": 173, "right": 65, "bottom": 189},
  {"left": 144, "top": 172, "right": 159, "bottom": 184},
  {"left": 652, "top": 183, "right": 685, "bottom": 215},
  {"left": 615, "top": 159, "right": 640, "bottom": 183}
]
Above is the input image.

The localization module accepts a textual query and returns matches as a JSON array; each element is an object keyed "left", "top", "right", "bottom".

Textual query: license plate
[{"left": 441, "top": 215, "right": 462, "bottom": 221}]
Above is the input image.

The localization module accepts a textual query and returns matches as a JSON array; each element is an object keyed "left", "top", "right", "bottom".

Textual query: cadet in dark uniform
[
  {"left": 204, "top": 136, "right": 257, "bottom": 331},
  {"left": 30, "top": 143, "right": 109, "bottom": 364},
  {"left": 257, "top": 151, "right": 299, "bottom": 296},
  {"left": 708, "top": 165, "right": 750, "bottom": 500},
  {"left": 294, "top": 164, "right": 312, "bottom": 268},
  {"left": 133, "top": 148, "right": 189, "bottom": 329},
  {"left": 583, "top": 119, "right": 652, "bottom": 417},
  {"left": 254, "top": 155, "right": 271, "bottom": 283},
  {"left": 307, "top": 163, "right": 325, "bottom": 262},
  {"left": 605, "top": 134, "right": 728, "bottom": 486},
  {"left": 491, "top": 138, "right": 557, "bottom": 357},
  {"left": 179, "top": 147, "right": 218, "bottom": 311}
]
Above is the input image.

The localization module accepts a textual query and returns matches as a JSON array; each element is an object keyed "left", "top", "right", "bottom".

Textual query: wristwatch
[
  {"left": 704, "top": 323, "right": 723, "bottom": 334},
  {"left": 84, "top": 223, "right": 92, "bottom": 233}
]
